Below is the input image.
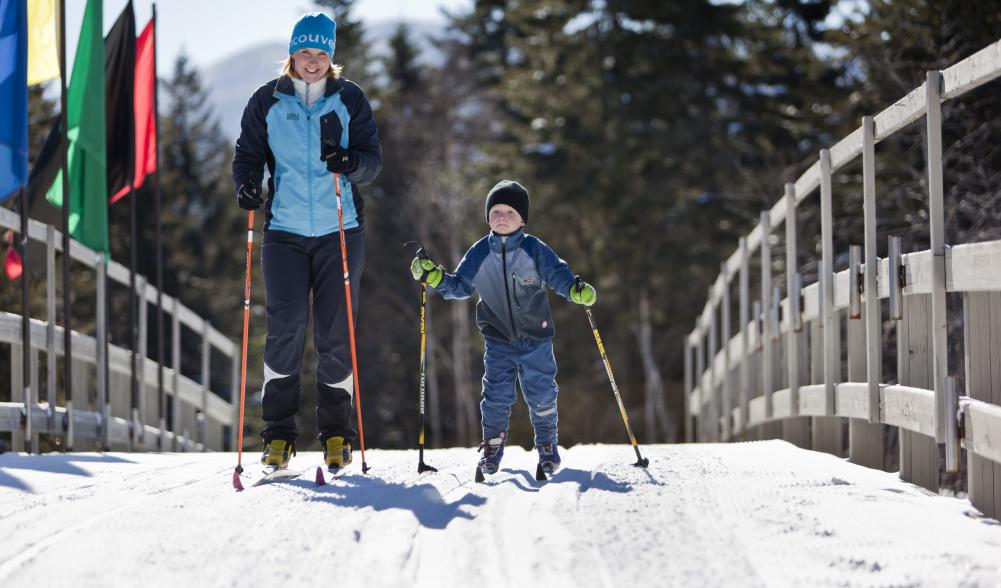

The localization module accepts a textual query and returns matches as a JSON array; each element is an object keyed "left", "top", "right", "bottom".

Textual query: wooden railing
[
  {"left": 684, "top": 39, "right": 1001, "bottom": 519},
  {"left": 0, "top": 206, "right": 238, "bottom": 452}
]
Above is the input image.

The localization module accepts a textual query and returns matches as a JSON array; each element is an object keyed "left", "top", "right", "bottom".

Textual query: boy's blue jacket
[
  {"left": 435, "top": 229, "right": 577, "bottom": 342},
  {"left": 232, "top": 75, "right": 382, "bottom": 236}
]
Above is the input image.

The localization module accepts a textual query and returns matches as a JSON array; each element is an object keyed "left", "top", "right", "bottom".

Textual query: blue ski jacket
[
  {"left": 232, "top": 75, "right": 382, "bottom": 236},
  {"left": 434, "top": 229, "right": 578, "bottom": 342}
]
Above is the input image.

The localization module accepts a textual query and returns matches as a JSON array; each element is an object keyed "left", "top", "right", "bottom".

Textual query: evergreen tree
[
  {"left": 125, "top": 55, "right": 250, "bottom": 403},
  {"left": 312, "top": 0, "right": 376, "bottom": 88},
  {"left": 829, "top": 0, "right": 1001, "bottom": 247}
]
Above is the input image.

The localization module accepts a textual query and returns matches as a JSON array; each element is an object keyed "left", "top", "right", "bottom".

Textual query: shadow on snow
[
  {"left": 295, "top": 474, "right": 487, "bottom": 530},
  {"left": 487, "top": 467, "right": 636, "bottom": 494},
  {"left": 0, "top": 453, "right": 136, "bottom": 493}
]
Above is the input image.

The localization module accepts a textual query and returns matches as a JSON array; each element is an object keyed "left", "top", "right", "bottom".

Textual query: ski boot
[
  {"left": 474, "top": 434, "right": 505, "bottom": 483},
  {"left": 261, "top": 439, "right": 296, "bottom": 471},
  {"left": 323, "top": 436, "right": 353, "bottom": 475},
  {"left": 535, "top": 443, "right": 561, "bottom": 480}
]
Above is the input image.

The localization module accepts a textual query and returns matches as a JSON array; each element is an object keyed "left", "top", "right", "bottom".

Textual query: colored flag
[
  {"left": 46, "top": 0, "right": 108, "bottom": 253},
  {"left": 5, "top": 229, "right": 23, "bottom": 279},
  {"left": 105, "top": 1, "right": 135, "bottom": 204},
  {"left": 0, "top": 0, "right": 29, "bottom": 202},
  {"left": 17, "top": 117, "right": 62, "bottom": 275},
  {"left": 131, "top": 17, "right": 156, "bottom": 192},
  {"left": 109, "top": 14, "right": 156, "bottom": 204},
  {"left": 26, "top": 0, "right": 58, "bottom": 85}
]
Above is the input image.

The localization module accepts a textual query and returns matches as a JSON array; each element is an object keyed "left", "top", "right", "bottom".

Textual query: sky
[{"left": 62, "top": 0, "right": 471, "bottom": 76}]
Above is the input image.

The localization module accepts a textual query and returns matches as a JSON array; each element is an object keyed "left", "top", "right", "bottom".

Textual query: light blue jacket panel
[{"left": 232, "top": 76, "right": 382, "bottom": 237}]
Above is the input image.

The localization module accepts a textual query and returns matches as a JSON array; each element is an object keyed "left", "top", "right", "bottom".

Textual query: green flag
[{"left": 47, "top": 0, "right": 107, "bottom": 253}]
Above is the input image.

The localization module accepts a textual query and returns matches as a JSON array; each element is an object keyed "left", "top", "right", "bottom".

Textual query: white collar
[{"left": 291, "top": 77, "right": 325, "bottom": 107}]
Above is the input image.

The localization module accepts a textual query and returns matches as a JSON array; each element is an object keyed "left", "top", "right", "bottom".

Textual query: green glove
[
  {"left": 410, "top": 256, "right": 444, "bottom": 288},
  {"left": 569, "top": 281, "right": 597, "bottom": 306}
]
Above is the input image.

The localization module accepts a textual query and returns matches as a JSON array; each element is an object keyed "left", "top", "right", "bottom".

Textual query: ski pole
[
  {"left": 576, "top": 276, "right": 650, "bottom": 468},
  {"left": 233, "top": 211, "right": 255, "bottom": 491},
  {"left": 405, "top": 241, "right": 438, "bottom": 474},
  {"left": 333, "top": 173, "right": 369, "bottom": 473}
]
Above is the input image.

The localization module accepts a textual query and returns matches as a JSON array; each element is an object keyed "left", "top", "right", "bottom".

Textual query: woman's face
[{"left": 292, "top": 48, "right": 330, "bottom": 84}]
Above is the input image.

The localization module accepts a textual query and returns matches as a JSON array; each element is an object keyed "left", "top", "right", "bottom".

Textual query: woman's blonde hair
[{"left": 279, "top": 56, "right": 342, "bottom": 79}]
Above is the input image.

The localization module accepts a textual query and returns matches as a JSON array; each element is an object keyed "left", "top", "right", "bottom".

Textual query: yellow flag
[{"left": 27, "top": 0, "right": 60, "bottom": 85}]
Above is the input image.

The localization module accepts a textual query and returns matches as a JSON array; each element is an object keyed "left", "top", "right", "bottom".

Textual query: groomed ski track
[{"left": 2, "top": 440, "right": 1000, "bottom": 587}]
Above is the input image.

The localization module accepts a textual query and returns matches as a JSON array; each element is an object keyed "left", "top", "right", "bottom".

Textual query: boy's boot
[
  {"left": 261, "top": 439, "right": 296, "bottom": 469},
  {"left": 477, "top": 435, "right": 506, "bottom": 475},
  {"left": 323, "top": 436, "right": 353, "bottom": 471},
  {"left": 537, "top": 443, "right": 561, "bottom": 474}
]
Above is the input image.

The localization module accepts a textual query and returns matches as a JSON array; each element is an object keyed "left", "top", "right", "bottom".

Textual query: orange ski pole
[
  {"left": 233, "top": 211, "right": 255, "bottom": 491},
  {"left": 333, "top": 173, "right": 369, "bottom": 473}
]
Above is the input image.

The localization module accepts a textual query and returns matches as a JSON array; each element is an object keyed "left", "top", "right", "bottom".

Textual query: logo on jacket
[{"left": 287, "top": 113, "right": 301, "bottom": 121}]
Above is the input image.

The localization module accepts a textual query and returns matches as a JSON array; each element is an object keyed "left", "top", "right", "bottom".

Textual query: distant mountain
[{"left": 203, "top": 19, "right": 444, "bottom": 141}]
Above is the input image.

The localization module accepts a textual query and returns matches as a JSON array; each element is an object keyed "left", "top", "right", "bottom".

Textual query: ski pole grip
[{"left": 404, "top": 240, "right": 430, "bottom": 261}]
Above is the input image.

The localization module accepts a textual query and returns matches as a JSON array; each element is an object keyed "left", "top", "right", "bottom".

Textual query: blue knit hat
[{"left": 289, "top": 12, "right": 336, "bottom": 57}]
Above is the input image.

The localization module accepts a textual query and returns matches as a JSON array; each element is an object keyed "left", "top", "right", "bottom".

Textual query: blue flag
[{"left": 0, "top": 0, "right": 29, "bottom": 202}]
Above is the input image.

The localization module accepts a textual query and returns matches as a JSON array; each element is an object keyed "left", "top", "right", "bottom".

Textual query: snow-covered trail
[{"left": 2, "top": 441, "right": 1000, "bottom": 587}]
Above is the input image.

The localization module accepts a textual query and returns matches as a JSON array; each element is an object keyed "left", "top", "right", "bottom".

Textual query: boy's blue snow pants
[{"left": 481, "top": 335, "right": 559, "bottom": 446}]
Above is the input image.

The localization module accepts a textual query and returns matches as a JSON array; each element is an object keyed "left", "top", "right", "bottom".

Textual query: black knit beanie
[{"left": 485, "top": 180, "right": 530, "bottom": 223}]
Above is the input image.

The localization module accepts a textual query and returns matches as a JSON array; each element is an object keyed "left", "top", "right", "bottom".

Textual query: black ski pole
[
  {"left": 406, "top": 241, "right": 438, "bottom": 474},
  {"left": 576, "top": 276, "right": 650, "bottom": 468}
]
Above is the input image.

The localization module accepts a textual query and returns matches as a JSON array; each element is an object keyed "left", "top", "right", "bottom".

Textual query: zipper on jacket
[
  {"left": 500, "top": 237, "right": 519, "bottom": 339},
  {"left": 511, "top": 274, "right": 521, "bottom": 309},
  {"left": 307, "top": 110, "right": 315, "bottom": 236},
  {"left": 295, "top": 83, "right": 318, "bottom": 237}
]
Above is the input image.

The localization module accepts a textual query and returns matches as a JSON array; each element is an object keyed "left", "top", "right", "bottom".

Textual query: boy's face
[{"left": 488, "top": 204, "right": 525, "bottom": 235}]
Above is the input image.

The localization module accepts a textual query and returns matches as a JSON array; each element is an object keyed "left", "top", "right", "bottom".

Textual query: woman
[{"left": 231, "top": 11, "right": 382, "bottom": 472}]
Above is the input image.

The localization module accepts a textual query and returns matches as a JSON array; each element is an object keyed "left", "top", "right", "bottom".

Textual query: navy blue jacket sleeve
[
  {"left": 435, "top": 243, "right": 483, "bottom": 300},
  {"left": 232, "top": 82, "right": 275, "bottom": 187},
  {"left": 533, "top": 238, "right": 576, "bottom": 302},
  {"left": 343, "top": 82, "right": 382, "bottom": 186}
]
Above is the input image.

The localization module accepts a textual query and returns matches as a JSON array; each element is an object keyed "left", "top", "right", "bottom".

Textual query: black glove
[
  {"left": 321, "top": 138, "right": 358, "bottom": 174},
  {"left": 236, "top": 180, "right": 263, "bottom": 211}
]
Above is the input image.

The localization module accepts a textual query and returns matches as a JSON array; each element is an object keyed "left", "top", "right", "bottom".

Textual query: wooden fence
[
  {"left": 684, "top": 39, "right": 1001, "bottom": 519},
  {"left": 0, "top": 206, "right": 238, "bottom": 452}
]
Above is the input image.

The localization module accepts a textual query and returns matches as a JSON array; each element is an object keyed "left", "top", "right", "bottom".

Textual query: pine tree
[
  {"left": 312, "top": 0, "right": 375, "bottom": 88},
  {"left": 132, "top": 55, "right": 250, "bottom": 405}
]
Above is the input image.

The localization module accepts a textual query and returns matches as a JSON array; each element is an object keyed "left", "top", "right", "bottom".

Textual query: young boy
[{"left": 410, "top": 180, "right": 596, "bottom": 477}]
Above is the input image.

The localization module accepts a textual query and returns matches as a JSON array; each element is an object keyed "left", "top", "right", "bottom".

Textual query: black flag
[{"left": 105, "top": 1, "right": 136, "bottom": 204}]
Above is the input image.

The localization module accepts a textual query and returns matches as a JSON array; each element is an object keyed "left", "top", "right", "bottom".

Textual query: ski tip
[
  {"left": 315, "top": 466, "right": 326, "bottom": 486},
  {"left": 474, "top": 466, "right": 485, "bottom": 484},
  {"left": 535, "top": 463, "right": 548, "bottom": 482},
  {"left": 232, "top": 470, "right": 245, "bottom": 492}
]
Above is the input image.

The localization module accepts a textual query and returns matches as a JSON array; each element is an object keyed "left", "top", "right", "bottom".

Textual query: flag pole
[
  {"left": 152, "top": 3, "right": 166, "bottom": 451},
  {"left": 16, "top": 3, "right": 33, "bottom": 453},
  {"left": 127, "top": 8, "right": 139, "bottom": 451},
  {"left": 57, "top": 0, "right": 74, "bottom": 450},
  {"left": 19, "top": 187, "right": 32, "bottom": 452}
]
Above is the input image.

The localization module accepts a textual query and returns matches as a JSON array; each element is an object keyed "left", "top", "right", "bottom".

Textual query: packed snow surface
[{"left": 2, "top": 440, "right": 1000, "bottom": 587}]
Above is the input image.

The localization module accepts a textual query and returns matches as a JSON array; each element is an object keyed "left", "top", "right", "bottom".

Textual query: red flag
[
  {"left": 4, "top": 231, "right": 23, "bottom": 280},
  {"left": 133, "top": 19, "right": 157, "bottom": 189},
  {"left": 110, "top": 18, "right": 156, "bottom": 204}
]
